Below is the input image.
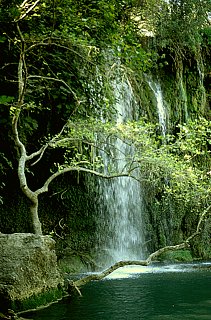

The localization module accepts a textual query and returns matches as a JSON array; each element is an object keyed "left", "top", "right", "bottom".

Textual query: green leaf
[
  {"left": 0, "top": 36, "right": 6, "bottom": 43},
  {"left": 0, "top": 95, "right": 14, "bottom": 105}
]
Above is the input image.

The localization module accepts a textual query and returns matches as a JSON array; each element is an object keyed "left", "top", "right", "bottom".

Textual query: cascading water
[
  {"left": 96, "top": 74, "right": 146, "bottom": 266},
  {"left": 146, "top": 78, "right": 176, "bottom": 238},
  {"left": 147, "top": 78, "right": 167, "bottom": 136}
]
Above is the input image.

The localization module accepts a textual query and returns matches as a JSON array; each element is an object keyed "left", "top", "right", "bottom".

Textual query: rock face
[{"left": 0, "top": 233, "right": 64, "bottom": 312}]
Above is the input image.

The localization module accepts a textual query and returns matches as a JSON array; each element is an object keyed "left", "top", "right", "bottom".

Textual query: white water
[
  {"left": 147, "top": 78, "right": 167, "bottom": 136},
  {"left": 105, "top": 262, "right": 211, "bottom": 279},
  {"left": 96, "top": 75, "right": 146, "bottom": 265}
]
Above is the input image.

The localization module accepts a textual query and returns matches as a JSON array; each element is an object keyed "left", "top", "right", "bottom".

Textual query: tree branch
[
  {"left": 185, "top": 204, "right": 211, "bottom": 243},
  {"left": 27, "top": 75, "right": 79, "bottom": 102},
  {"left": 16, "top": 24, "right": 27, "bottom": 105},
  {"left": 146, "top": 242, "right": 189, "bottom": 264},
  {"left": 35, "top": 167, "right": 134, "bottom": 196},
  {"left": 73, "top": 260, "right": 148, "bottom": 288},
  {"left": 15, "top": 0, "right": 41, "bottom": 22},
  {"left": 69, "top": 205, "right": 211, "bottom": 290},
  {"left": 26, "top": 118, "right": 74, "bottom": 165},
  {"left": 26, "top": 123, "right": 136, "bottom": 167},
  {"left": 25, "top": 41, "right": 95, "bottom": 65},
  {"left": 20, "top": 0, "right": 30, "bottom": 8},
  {"left": 12, "top": 23, "right": 34, "bottom": 201}
]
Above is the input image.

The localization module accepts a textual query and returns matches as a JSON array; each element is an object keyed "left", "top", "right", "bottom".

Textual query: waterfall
[
  {"left": 147, "top": 78, "right": 167, "bottom": 136},
  {"left": 95, "top": 74, "right": 146, "bottom": 266}
]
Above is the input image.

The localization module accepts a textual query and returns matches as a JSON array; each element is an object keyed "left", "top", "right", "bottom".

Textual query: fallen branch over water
[
  {"left": 71, "top": 243, "right": 188, "bottom": 289},
  {"left": 70, "top": 205, "right": 211, "bottom": 291}
]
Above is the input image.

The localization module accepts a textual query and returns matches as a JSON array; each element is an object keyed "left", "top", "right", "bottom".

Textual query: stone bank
[{"left": 0, "top": 233, "right": 64, "bottom": 313}]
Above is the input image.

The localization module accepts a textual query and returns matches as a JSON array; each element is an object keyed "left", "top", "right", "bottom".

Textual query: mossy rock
[
  {"left": 58, "top": 255, "right": 89, "bottom": 274},
  {"left": 11, "top": 287, "right": 65, "bottom": 313},
  {"left": 159, "top": 249, "right": 193, "bottom": 262}
]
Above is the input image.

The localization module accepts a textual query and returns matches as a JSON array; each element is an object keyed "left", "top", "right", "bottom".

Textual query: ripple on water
[
  {"left": 104, "top": 262, "right": 211, "bottom": 279},
  {"left": 22, "top": 263, "right": 211, "bottom": 320}
]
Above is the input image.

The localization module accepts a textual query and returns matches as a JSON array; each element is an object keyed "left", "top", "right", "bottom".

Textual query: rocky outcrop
[{"left": 0, "top": 233, "right": 64, "bottom": 312}]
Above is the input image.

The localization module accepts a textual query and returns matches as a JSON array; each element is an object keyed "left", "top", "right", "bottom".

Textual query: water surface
[{"left": 24, "top": 263, "right": 211, "bottom": 320}]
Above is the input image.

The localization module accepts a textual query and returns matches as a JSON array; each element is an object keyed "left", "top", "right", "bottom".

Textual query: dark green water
[{"left": 24, "top": 264, "right": 211, "bottom": 320}]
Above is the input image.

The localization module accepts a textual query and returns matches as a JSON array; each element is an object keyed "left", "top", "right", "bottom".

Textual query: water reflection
[{"left": 23, "top": 263, "right": 211, "bottom": 320}]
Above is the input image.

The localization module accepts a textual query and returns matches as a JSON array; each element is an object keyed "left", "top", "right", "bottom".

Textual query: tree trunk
[{"left": 29, "top": 197, "right": 42, "bottom": 235}]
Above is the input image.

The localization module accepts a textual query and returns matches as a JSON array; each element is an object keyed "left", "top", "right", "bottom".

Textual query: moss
[
  {"left": 138, "top": 78, "right": 158, "bottom": 122},
  {"left": 58, "top": 256, "right": 86, "bottom": 274},
  {"left": 159, "top": 249, "right": 193, "bottom": 262},
  {"left": 11, "top": 286, "right": 65, "bottom": 313}
]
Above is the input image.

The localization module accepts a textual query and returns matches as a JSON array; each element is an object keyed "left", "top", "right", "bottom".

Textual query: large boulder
[{"left": 0, "top": 233, "right": 64, "bottom": 312}]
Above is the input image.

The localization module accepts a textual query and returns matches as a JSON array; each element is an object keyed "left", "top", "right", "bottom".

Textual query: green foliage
[
  {"left": 175, "top": 118, "right": 211, "bottom": 166},
  {"left": 113, "top": 118, "right": 211, "bottom": 224},
  {"left": 0, "top": 95, "right": 14, "bottom": 105},
  {"left": 52, "top": 116, "right": 211, "bottom": 219},
  {"left": 202, "top": 27, "right": 211, "bottom": 45},
  {"left": 107, "top": 117, "right": 211, "bottom": 253},
  {"left": 0, "top": 0, "right": 153, "bottom": 153},
  {"left": 142, "top": 0, "right": 211, "bottom": 62},
  {"left": 159, "top": 249, "right": 193, "bottom": 262}
]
